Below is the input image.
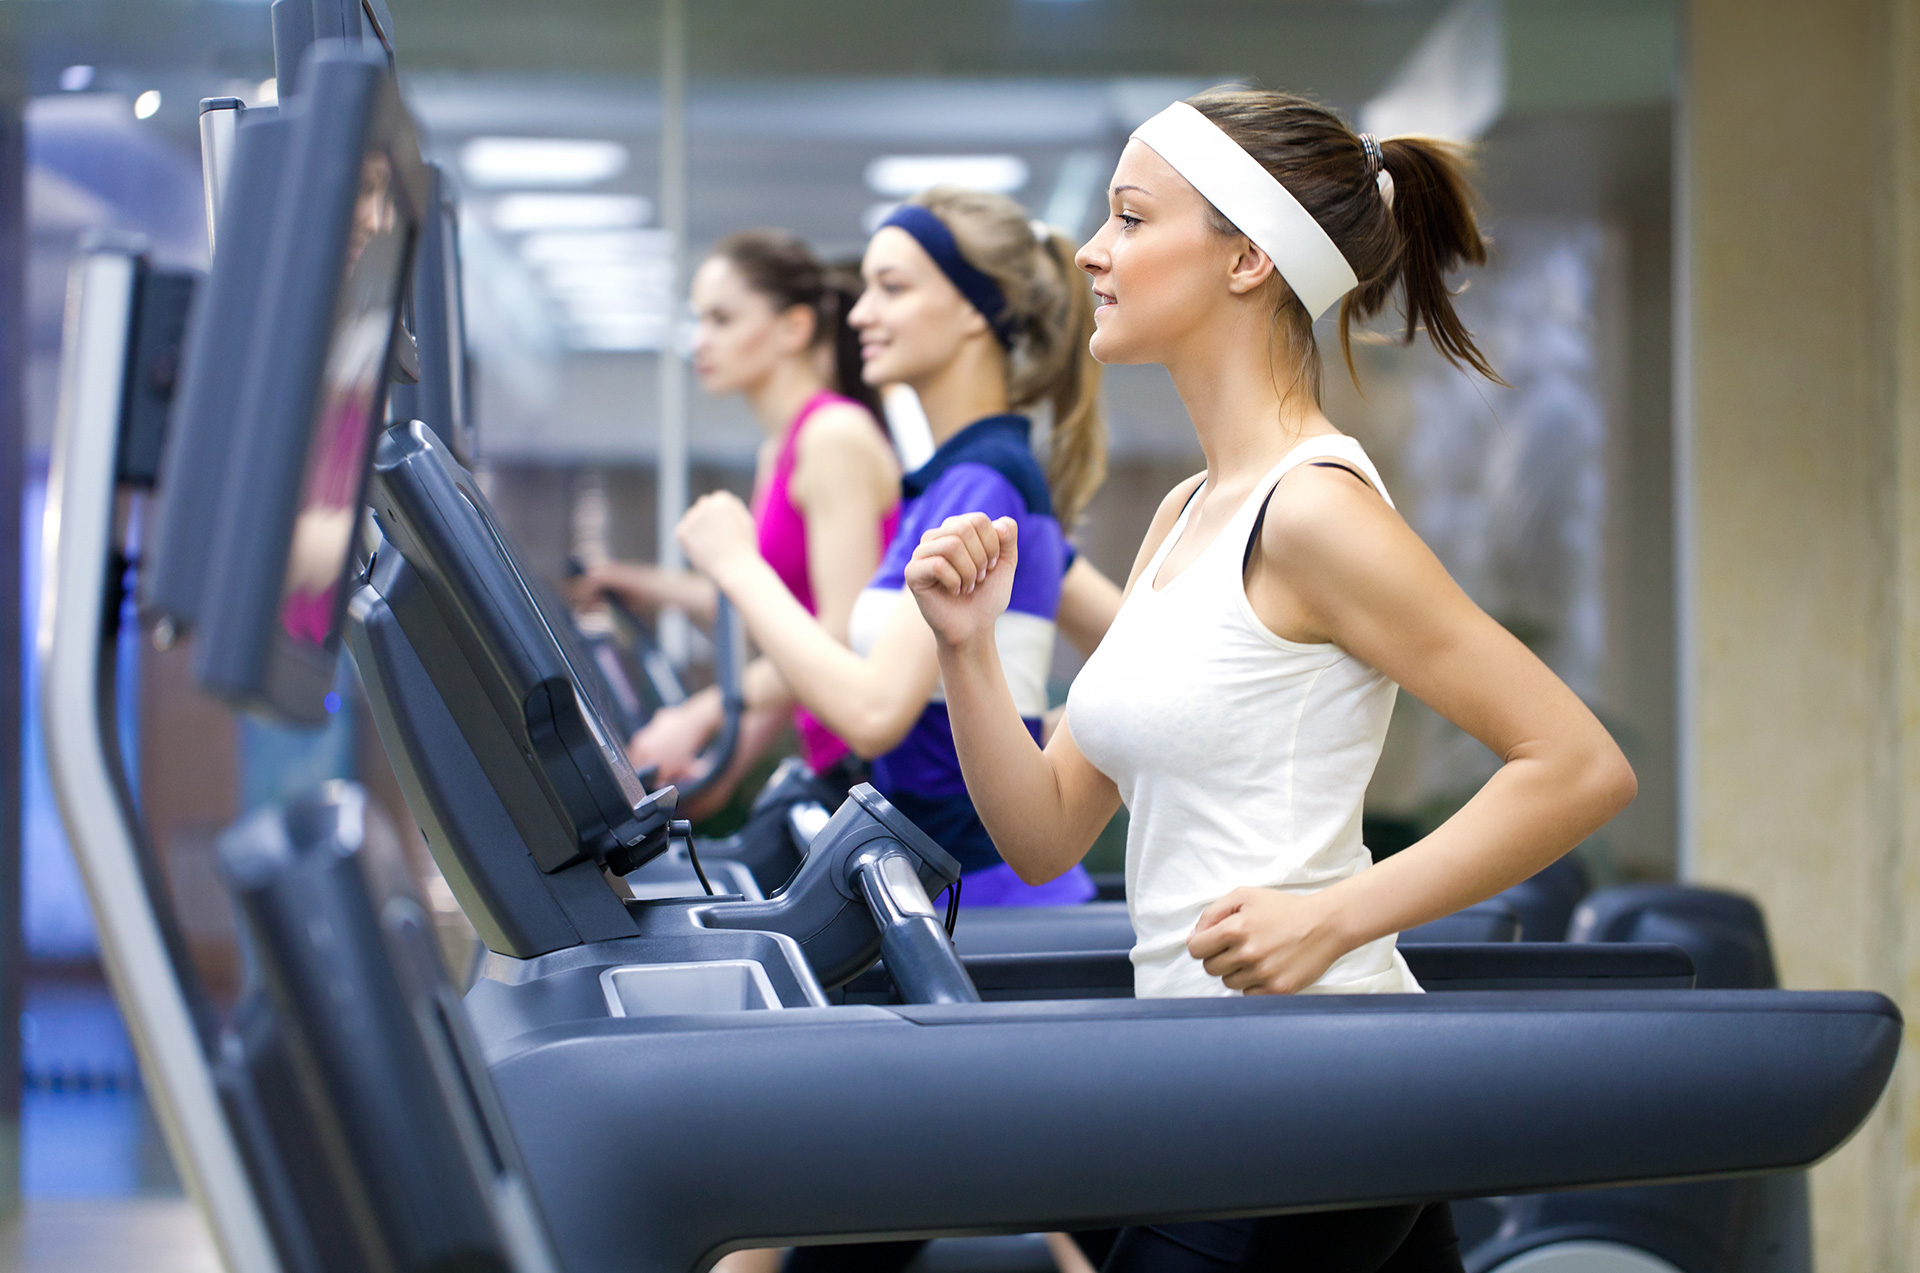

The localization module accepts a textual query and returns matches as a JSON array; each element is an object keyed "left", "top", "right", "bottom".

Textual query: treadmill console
[{"left": 366, "top": 419, "right": 676, "bottom": 877}]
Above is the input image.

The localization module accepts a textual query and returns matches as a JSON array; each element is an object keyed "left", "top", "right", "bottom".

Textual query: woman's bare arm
[
  {"left": 788, "top": 403, "right": 899, "bottom": 642},
  {"left": 577, "top": 560, "right": 719, "bottom": 625},
  {"left": 679, "top": 492, "right": 939, "bottom": 758},
  {"left": 907, "top": 514, "right": 1121, "bottom": 882}
]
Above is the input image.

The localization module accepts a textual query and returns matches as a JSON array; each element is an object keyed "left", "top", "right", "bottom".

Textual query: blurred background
[{"left": 0, "top": 1, "right": 1916, "bottom": 1270}]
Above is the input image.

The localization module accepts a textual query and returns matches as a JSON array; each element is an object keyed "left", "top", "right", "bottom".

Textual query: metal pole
[
  {"left": 0, "top": 93, "right": 25, "bottom": 1226},
  {"left": 656, "top": 0, "right": 690, "bottom": 663}
]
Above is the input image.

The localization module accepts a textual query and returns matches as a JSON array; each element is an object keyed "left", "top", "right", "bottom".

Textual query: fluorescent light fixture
[
  {"left": 461, "top": 137, "right": 630, "bottom": 188},
  {"left": 567, "top": 315, "right": 669, "bottom": 352},
  {"left": 59, "top": 66, "right": 95, "bottom": 92},
  {"left": 540, "top": 262, "right": 673, "bottom": 296},
  {"left": 490, "top": 193, "right": 651, "bottom": 233},
  {"left": 865, "top": 154, "right": 1029, "bottom": 198},
  {"left": 133, "top": 90, "right": 162, "bottom": 120},
  {"left": 518, "top": 229, "right": 672, "bottom": 265},
  {"left": 256, "top": 77, "right": 279, "bottom": 107}
]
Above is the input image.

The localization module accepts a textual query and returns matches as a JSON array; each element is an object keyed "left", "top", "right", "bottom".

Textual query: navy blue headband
[{"left": 878, "top": 203, "right": 1016, "bottom": 349}]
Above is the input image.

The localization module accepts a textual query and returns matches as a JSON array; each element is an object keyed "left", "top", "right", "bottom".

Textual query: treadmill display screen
[{"left": 279, "top": 151, "right": 406, "bottom": 651}]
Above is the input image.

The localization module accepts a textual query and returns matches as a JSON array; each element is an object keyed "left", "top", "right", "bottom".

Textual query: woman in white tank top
[{"left": 903, "top": 88, "right": 1637, "bottom": 1011}]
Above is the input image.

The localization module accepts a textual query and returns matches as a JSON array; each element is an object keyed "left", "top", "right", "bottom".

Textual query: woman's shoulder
[
  {"left": 1157, "top": 471, "right": 1207, "bottom": 518},
  {"left": 796, "top": 399, "right": 889, "bottom": 454},
  {"left": 1120, "top": 471, "right": 1207, "bottom": 592},
  {"left": 1252, "top": 458, "right": 1402, "bottom": 583},
  {"left": 913, "top": 457, "right": 1047, "bottom": 523},
  {"left": 791, "top": 400, "right": 898, "bottom": 504}
]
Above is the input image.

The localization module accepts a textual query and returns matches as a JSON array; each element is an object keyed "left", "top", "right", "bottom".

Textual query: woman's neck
[
  {"left": 910, "top": 337, "right": 1012, "bottom": 446},
  {"left": 743, "top": 358, "right": 829, "bottom": 438},
  {"left": 1164, "top": 304, "right": 1333, "bottom": 490}
]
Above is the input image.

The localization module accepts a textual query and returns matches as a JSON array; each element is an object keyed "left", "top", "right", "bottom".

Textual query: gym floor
[
  {"left": 2, "top": 1198, "right": 219, "bottom": 1272},
  {"left": 4, "top": 979, "right": 215, "bottom": 1271}
]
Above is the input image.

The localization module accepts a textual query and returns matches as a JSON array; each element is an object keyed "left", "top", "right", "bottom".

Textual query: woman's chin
[{"left": 1087, "top": 328, "right": 1135, "bottom": 366}]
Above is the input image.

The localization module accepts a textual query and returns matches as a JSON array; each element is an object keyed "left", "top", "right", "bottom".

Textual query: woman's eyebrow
[{"left": 1110, "top": 184, "right": 1151, "bottom": 197}]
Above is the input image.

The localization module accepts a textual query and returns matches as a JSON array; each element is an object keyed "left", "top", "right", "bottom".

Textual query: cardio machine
[{"left": 41, "top": 43, "right": 1902, "bottom": 1273}]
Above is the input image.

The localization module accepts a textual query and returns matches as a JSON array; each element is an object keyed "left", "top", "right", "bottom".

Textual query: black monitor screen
[
  {"left": 279, "top": 151, "right": 405, "bottom": 651},
  {"left": 188, "top": 47, "right": 428, "bottom": 724}
]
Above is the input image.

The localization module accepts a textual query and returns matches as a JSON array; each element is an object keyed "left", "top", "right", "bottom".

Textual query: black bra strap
[{"left": 1243, "top": 462, "right": 1376, "bottom": 571}]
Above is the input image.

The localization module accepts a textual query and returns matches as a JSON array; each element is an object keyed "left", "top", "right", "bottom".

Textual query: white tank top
[{"left": 1066, "top": 435, "right": 1420, "bottom": 999}]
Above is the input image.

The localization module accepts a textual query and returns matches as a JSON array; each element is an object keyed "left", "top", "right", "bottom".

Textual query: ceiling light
[
  {"left": 462, "top": 137, "right": 629, "bottom": 188},
  {"left": 59, "top": 66, "right": 94, "bottom": 92},
  {"left": 539, "top": 260, "right": 673, "bottom": 293},
  {"left": 490, "top": 193, "right": 651, "bottom": 233},
  {"left": 256, "top": 78, "right": 278, "bottom": 107},
  {"left": 567, "top": 315, "right": 669, "bottom": 352},
  {"left": 133, "top": 90, "right": 162, "bottom": 120},
  {"left": 518, "top": 229, "right": 672, "bottom": 265},
  {"left": 864, "top": 155, "right": 1029, "bottom": 198}
]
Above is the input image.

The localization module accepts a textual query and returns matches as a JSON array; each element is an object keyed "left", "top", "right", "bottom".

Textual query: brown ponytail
[
  {"left": 821, "top": 258, "right": 884, "bottom": 419},
  {"left": 710, "top": 229, "right": 885, "bottom": 419},
  {"left": 910, "top": 188, "right": 1109, "bottom": 529},
  {"left": 1184, "top": 86, "right": 1503, "bottom": 394},
  {"left": 1034, "top": 229, "right": 1106, "bottom": 531}
]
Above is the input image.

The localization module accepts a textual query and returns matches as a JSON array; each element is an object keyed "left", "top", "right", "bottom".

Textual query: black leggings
[
  {"left": 1092, "top": 1203, "right": 1462, "bottom": 1273},
  {"left": 784, "top": 1205, "right": 1461, "bottom": 1273}
]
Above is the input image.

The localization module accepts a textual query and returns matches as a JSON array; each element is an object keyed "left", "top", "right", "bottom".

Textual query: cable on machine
[{"left": 672, "top": 819, "right": 715, "bottom": 896}]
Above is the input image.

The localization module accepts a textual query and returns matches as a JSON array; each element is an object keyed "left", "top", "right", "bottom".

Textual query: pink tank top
[{"left": 753, "top": 391, "right": 899, "bottom": 772}]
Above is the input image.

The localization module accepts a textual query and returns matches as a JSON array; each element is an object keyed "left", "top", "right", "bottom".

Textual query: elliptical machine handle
[
  {"left": 678, "top": 595, "right": 746, "bottom": 802},
  {"left": 852, "top": 848, "right": 981, "bottom": 1005},
  {"left": 565, "top": 556, "right": 688, "bottom": 708}
]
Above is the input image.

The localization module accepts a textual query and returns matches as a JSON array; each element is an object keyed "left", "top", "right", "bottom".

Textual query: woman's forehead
[
  {"left": 863, "top": 225, "right": 937, "bottom": 277},
  {"left": 692, "top": 254, "right": 747, "bottom": 297},
  {"left": 1112, "top": 137, "right": 1195, "bottom": 203}
]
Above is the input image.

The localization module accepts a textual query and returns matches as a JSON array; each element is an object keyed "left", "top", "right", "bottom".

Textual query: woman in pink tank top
[{"left": 579, "top": 231, "right": 898, "bottom": 811}]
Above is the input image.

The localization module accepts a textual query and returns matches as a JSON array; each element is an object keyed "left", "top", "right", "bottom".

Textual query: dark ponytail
[
  {"left": 710, "top": 230, "right": 885, "bottom": 419},
  {"left": 1185, "top": 86, "right": 1504, "bottom": 394},
  {"left": 1365, "top": 136, "right": 1497, "bottom": 382},
  {"left": 821, "top": 259, "right": 883, "bottom": 419}
]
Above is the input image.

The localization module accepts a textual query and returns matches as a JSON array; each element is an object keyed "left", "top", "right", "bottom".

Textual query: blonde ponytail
[
  {"left": 1035, "top": 229, "right": 1105, "bottom": 530},
  {"left": 912, "top": 189, "right": 1109, "bottom": 530}
]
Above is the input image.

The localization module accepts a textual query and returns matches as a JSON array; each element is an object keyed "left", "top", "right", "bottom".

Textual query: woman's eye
[{"left": 1118, "top": 213, "right": 1142, "bottom": 230}]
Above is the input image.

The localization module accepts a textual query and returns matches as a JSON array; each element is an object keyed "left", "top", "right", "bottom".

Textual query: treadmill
[{"left": 40, "top": 43, "right": 1901, "bottom": 1273}]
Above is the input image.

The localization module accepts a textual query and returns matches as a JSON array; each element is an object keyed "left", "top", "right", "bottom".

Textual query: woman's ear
[
  {"left": 1224, "top": 237, "right": 1277, "bottom": 296},
  {"left": 775, "top": 303, "right": 818, "bottom": 356},
  {"left": 953, "top": 299, "right": 992, "bottom": 343}
]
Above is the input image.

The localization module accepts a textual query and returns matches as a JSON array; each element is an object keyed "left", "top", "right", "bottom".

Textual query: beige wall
[{"left": 1685, "top": 1, "right": 1920, "bottom": 1267}]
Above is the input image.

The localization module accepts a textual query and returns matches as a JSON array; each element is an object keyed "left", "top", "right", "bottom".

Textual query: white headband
[{"left": 1130, "top": 101, "right": 1359, "bottom": 321}]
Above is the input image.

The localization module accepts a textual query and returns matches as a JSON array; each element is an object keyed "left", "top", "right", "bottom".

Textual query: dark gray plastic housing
[
  {"left": 142, "top": 111, "right": 291, "bottom": 631},
  {"left": 191, "top": 49, "right": 427, "bottom": 723}
]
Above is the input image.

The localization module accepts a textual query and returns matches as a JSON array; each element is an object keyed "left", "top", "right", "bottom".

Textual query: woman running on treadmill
[
  {"left": 577, "top": 231, "right": 900, "bottom": 811},
  {"left": 676, "top": 187, "right": 1112, "bottom": 907},
  {"left": 904, "top": 89, "right": 1637, "bottom": 1271}
]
